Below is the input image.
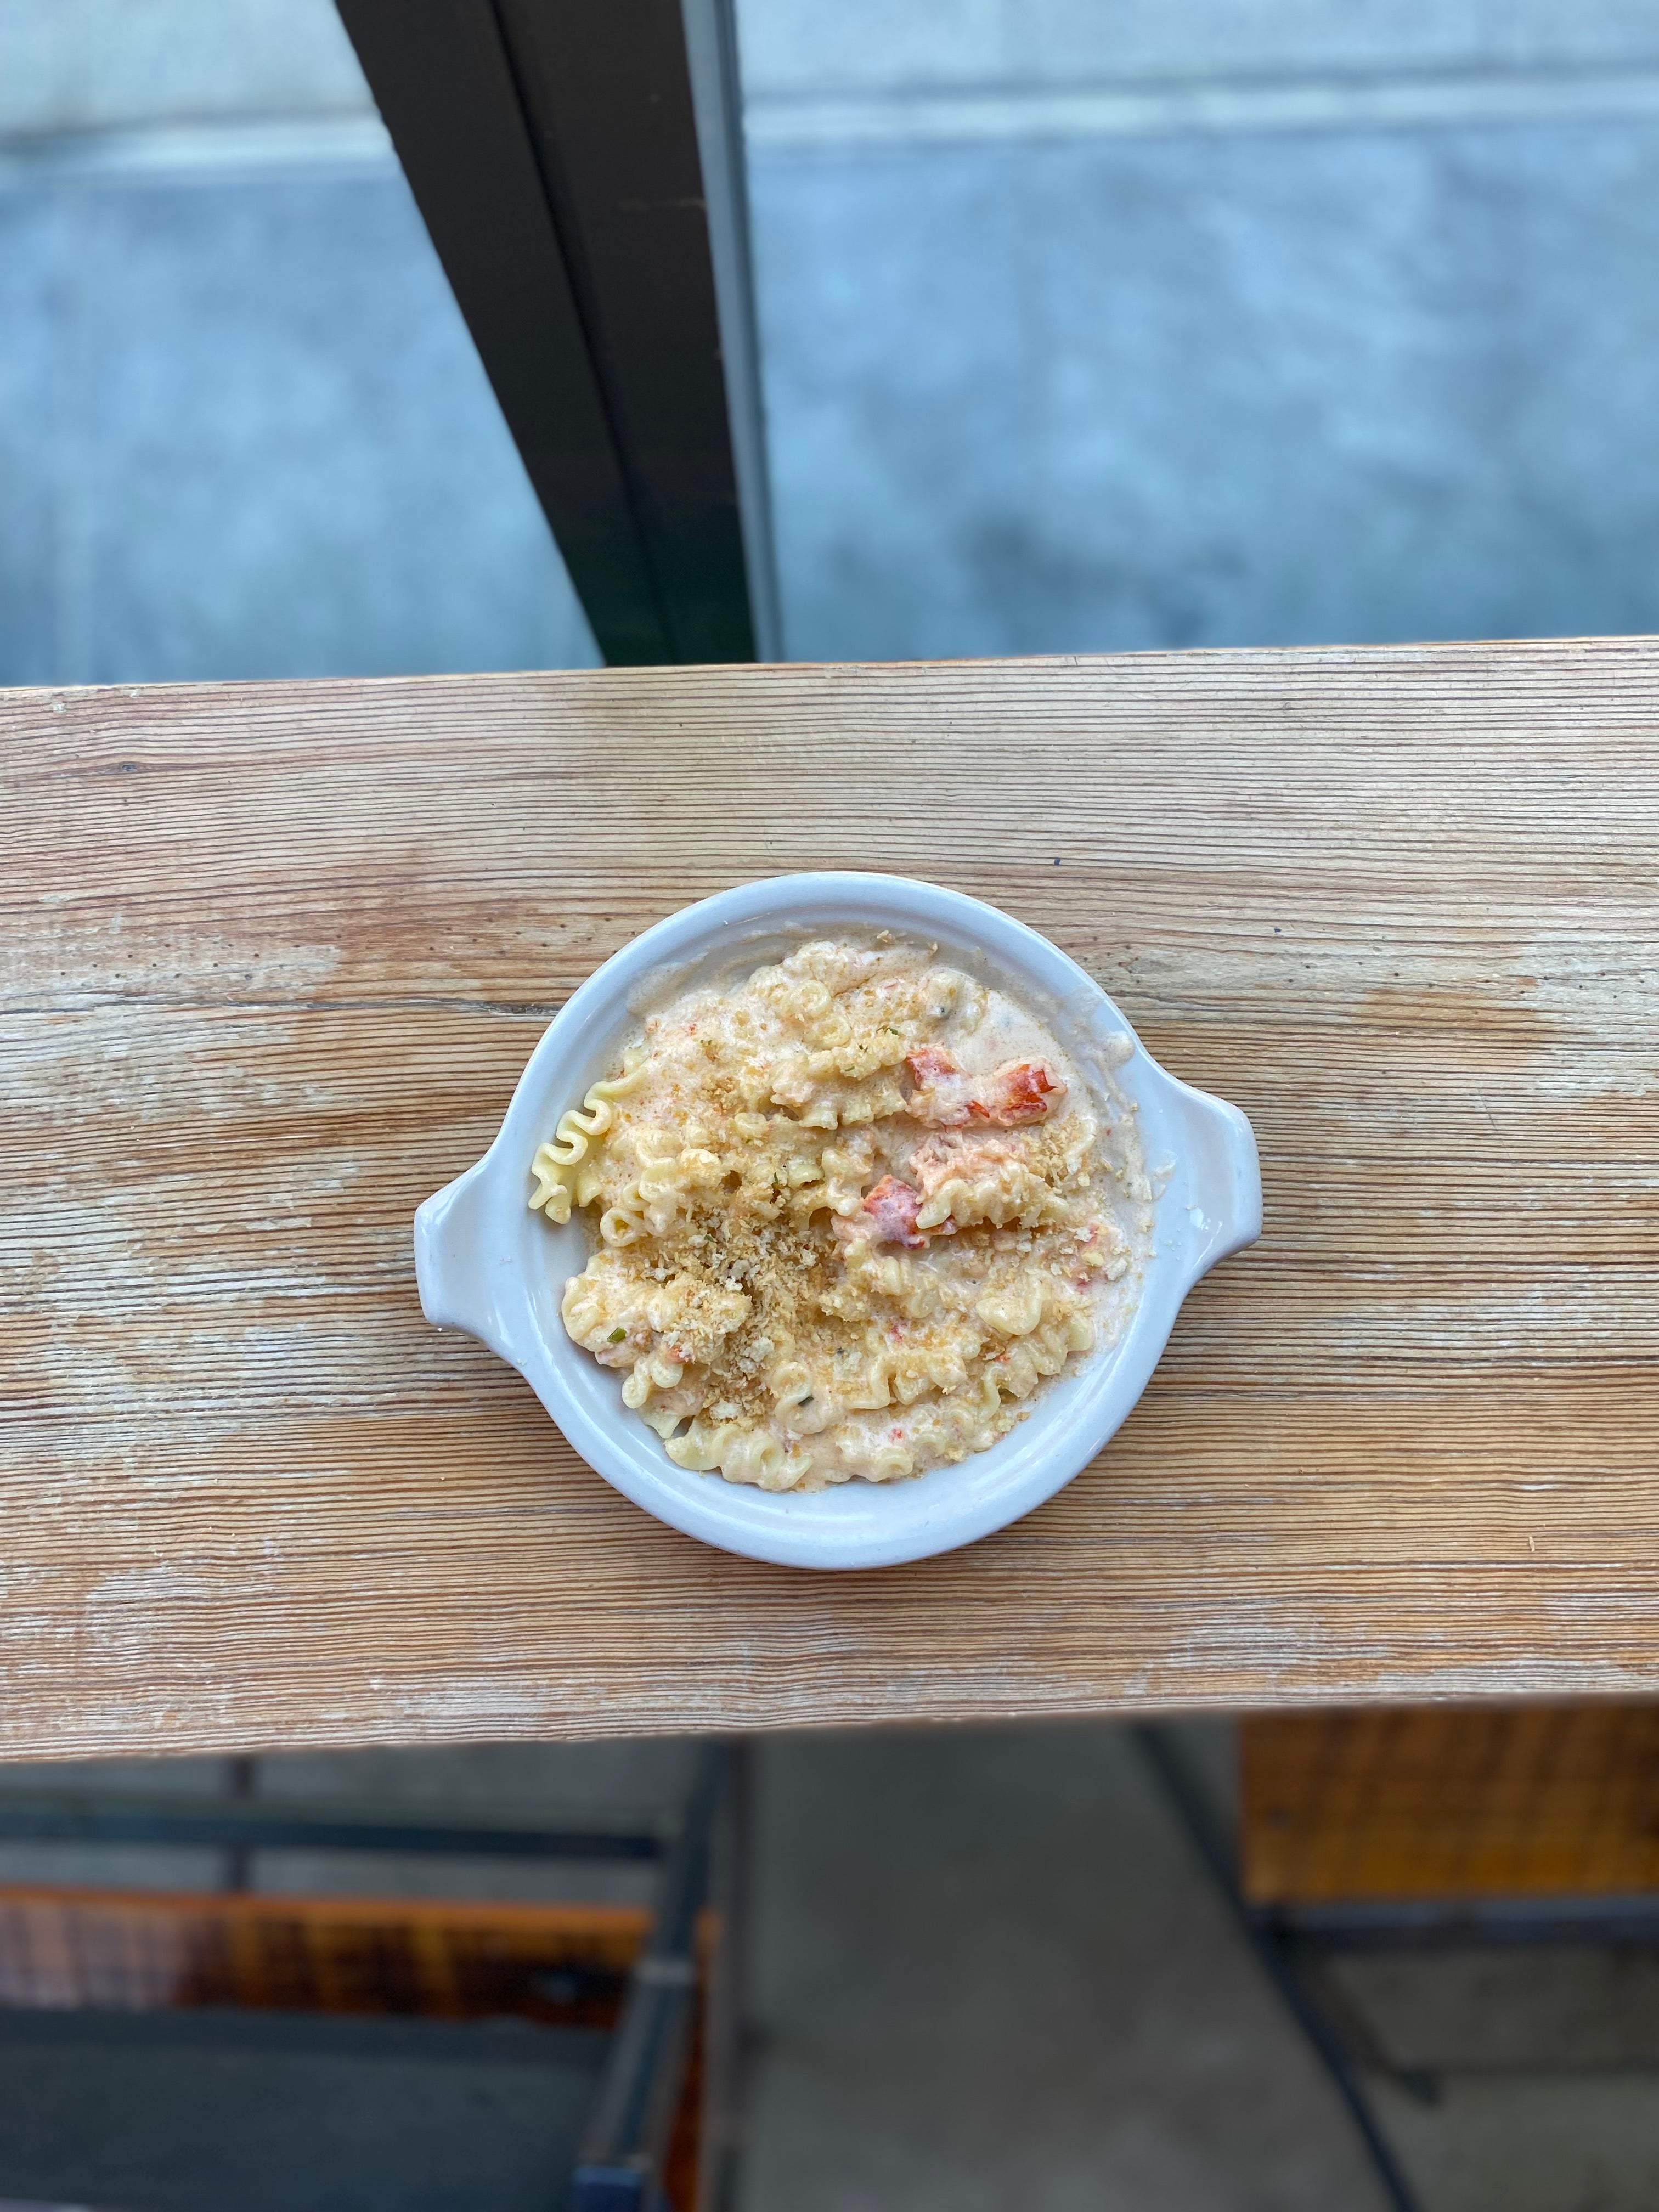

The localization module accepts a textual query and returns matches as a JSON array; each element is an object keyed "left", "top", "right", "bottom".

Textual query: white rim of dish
[{"left": 413, "top": 872, "right": 1261, "bottom": 1570}]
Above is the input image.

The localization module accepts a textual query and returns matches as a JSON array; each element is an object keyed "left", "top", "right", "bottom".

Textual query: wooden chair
[
  {"left": 1142, "top": 1708, "right": 1659, "bottom": 2212},
  {"left": 0, "top": 1746, "right": 744, "bottom": 2212},
  {"left": 1243, "top": 1706, "right": 1659, "bottom": 1903}
]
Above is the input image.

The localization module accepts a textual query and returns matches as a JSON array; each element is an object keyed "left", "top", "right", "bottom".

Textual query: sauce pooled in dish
[{"left": 530, "top": 936, "right": 1152, "bottom": 1491}]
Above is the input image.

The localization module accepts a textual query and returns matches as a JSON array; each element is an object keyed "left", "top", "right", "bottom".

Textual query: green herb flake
[{"left": 608, "top": 1328, "right": 627, "bottom": 1344}]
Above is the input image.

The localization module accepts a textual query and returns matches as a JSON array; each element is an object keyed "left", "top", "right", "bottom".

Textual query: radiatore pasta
[{"left": 529, "top": 937, "right": 1152, "bottom": 1492}]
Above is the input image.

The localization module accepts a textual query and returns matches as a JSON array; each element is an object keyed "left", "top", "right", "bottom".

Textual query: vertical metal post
[
  {"left": 679, "top": 2, "right": 781, "bottom": 661},
  {"left": 697, "top": 1738, "right": 754, "bottom": 2212},
  {"left": 572, "top": 1745, "right": 728, "bottom": 2210},
  {"left": 336, "top": 0, "right": 776, "bottom": 665},
  {"left": 1134, "top": 1725, "right": 1421, "bottom": 2212},
  {"left": 222, "top": 1754, "right": 257, "bottom": 1893}
]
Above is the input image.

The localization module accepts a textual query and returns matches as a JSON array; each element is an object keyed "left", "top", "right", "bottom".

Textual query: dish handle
[
  {"left": 413, "top": 1158, "right": 517, "bottom": 1366},
  {"left": 1160, "top": 1076, "right": 1263, "bottom": 1291}
]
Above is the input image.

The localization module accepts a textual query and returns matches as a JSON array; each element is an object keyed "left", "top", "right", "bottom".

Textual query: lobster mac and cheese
[{"left": 529, "top": 937, "right": 1152, "bottom": 1493}]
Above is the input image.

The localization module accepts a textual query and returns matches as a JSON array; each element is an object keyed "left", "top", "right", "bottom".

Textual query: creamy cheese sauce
[{"left": 531, "top": 936, "right": 1152, "bottom": 1492}]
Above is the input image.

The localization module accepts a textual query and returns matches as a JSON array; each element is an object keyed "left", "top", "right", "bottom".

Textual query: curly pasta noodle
[
  {"left": 531, "top": 938, "right": 1152, "bottom": 1492},
  {"left": 529, "top": 1051, "right": 647, "bottom": 1224}
]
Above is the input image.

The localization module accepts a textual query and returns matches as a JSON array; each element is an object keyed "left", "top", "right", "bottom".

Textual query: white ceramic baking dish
[{"left": 413, "top": 872, "right": 1260, "bottom": 1570}]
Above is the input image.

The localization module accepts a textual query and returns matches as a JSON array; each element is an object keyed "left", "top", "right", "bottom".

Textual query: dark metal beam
[
  {"left": 679, "top": 1, "right": 780, "bottom": 661},
  {"left": 0, "top": 1795, "right": 665, "bottom": 1861},
  {"left": 1134, "top": 1725, "right": 1422, "bottom": 2212},
  {"left": 335, "top": 0, "right": 775, "bottom": 666},
  {"left": 572, "top": 1743, "right": 728, "bottom": 2211},
  {"left": 696, "top": 1737, "right": 753, "bottom": 2212},
  {"left": 1272, "top": 1895, "right": 1659, "bottom": 1950}
]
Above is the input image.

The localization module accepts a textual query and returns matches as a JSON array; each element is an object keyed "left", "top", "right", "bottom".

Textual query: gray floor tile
[
  {"left": 1028, "top": 119, "right": 1659, "bottom": 650},
  {"left": 740, "top": 1721, "right": 1387, "bottom": 2212},
  {"left": 0, "top": 1748, "right": 234, "bottom": 1886},
  {"left": 1339, "top": 1945, "right": 1659, "bottom": 2072},
  {"left": 1477, "top": 0, "right": 1659, "bottom": 69},
  {"left": 0, "top": 2010, "right": 605, "bottom": 2212},
  {"left": 734, "top": 0, "right": 1659, "bottom": 98},
  {"left": 753, "top": 143, "right": 1043, "bottom": 661},
  {"left": 0, "top": 1754, "right": 239, "bottom": 1895},
  {"left": 16, "top": 0, "right": 1657, "bottom": 140},
  {"left": 0, "top": 166, "right": 595, "bottom": 687},
  {"left": 751, "top": 117, "right": 1659, "bottom": 658},
  {"left": 250, "top": 1740, "right": 693, "bottom": 1904},
  {"left": 0, "top": 1745, "right": 687, "bottom": 1905},
  {"left": 1023, "top": 0, "right": 1659, "bottom": 83},
  {"left": 256, "top": 1738, "right": 696, "bottom": 1815},
  {"left": 0, "top": 1842, "right": 229, "bottom": 1889},
  {"left": 81, "top": 171, "right": 594, "bottom": 682},
  {"left": 0, "top": 0, "right": 371, "bottom": 139},
  {"left": 0, "top": 1757, "right": 237, "bottom": 1795},
  {"left": 736, "top": 0, "right": 1011, "bottom": 100},
  {"left": 1026, "top": 0, "right": 1460, "bottom": 83},
  {"left": 0, "top": 190, "right": 64, "bottom": 684},
  {"left": 247, "top": 1848, "right": 661, "bottom": 1907},
  {"left": 1374, "top": 2074, "right": 1659, "bottom": 2212}
]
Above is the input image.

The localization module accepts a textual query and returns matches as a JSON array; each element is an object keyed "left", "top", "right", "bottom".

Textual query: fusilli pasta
[{"left": 531, "top": 938, "right": 1150, "bottom": 1491}]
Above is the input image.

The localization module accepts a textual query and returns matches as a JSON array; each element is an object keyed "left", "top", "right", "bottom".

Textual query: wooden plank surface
[
  {"left": 2, "top": 641, "right": 1657, "bottom": 1757},
  {"left": 0, "top": 1887, "right": 648, "bottom": 2015},
  {"left": 1241, "top": 1708, "right": 1659, "bottom": 1901}
]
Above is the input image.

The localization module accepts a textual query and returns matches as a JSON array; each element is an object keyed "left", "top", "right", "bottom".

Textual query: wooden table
[{"left": 3, "top": 641, "right": 1656, "bottom": 1759}]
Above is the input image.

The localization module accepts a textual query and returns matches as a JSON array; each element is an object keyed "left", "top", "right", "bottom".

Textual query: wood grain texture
[
  {"left": 1241, "top": 1708, "right": 1659, "bottom": 1900},
  {"left": 2, "top": 642, "right": 1657, "bottom": 1757},
  {"left": 0, "top": 1886, "right": 650, "bottom": 2014}
]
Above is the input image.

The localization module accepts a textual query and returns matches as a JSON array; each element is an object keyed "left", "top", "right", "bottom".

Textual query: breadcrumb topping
[{"left": 533, "top": 938, "right": 1151, "bottom": 1492}]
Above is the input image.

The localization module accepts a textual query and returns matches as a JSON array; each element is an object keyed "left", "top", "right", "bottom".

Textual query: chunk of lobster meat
[
  {"left": 904, "top": 1045, "right": 976, "bottom": 1127},
  {"left": 860, "top": 1173, "right": 925, "bottom": 1247},
  {"left": 906, "top": 1045, "right": 1065, "bottom": 1128},
  {"left": 974, "top": 1058, "right": 1064, "bottom": 1125}
]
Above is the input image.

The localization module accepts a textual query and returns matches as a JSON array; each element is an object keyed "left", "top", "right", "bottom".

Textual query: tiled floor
[
  {"left": 0, "top": 157, "right": 595, "bottom": 684},
  {"left": 746, "top": 1724, "right": 1659, "bottom": 2212},
  {"left": 752, "top": 116, "right": 1659, "bottom": 659},
  {"left": 4, "top": 0, "right": 1655, "bottom": 681},
  {"left": 743, "top": 1722, "right": 1385, "bottom": 2212},
  {"left": 735, "top": 0, "right": 1659, "bottom": 95},
  {"left": 0, "top": 2010, "right": 607, "bottom": 2212}
]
